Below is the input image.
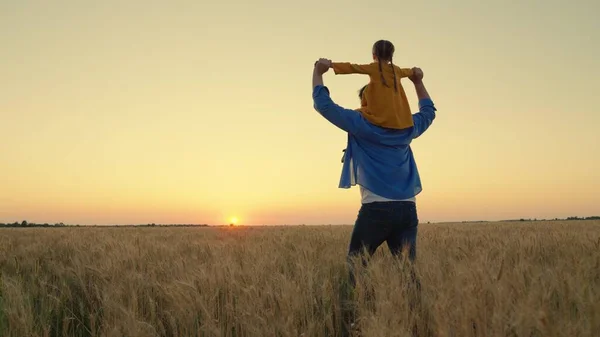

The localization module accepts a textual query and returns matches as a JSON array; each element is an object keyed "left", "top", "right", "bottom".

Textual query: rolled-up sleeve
[
  {"left": 411, "top": 99, "right": 437, "bottom": 138},
  {"left": 313, "top": 85, "right": 368, "bottom": 136}
]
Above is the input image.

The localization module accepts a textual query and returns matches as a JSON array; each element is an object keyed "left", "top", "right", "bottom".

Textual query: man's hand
[
  {"left": 409, "top": 67, "right": 423, "bottom": 83},
  {"left": 408, "top": 67, "right": 430, "bottom": 100},
  {"left": 314, "top": 58, "right": 332, "bottom": 75}
]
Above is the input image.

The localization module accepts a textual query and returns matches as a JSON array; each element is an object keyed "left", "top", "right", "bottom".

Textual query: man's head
[
  {"left": 358, "top": 85, "right": 368, "bottom": 109},
  {"left": 358, "top": 85, "right": 368, "bottom": 100}
]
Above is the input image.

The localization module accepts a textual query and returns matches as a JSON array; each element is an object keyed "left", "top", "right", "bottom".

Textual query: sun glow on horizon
[{"left": 229, "top": 217, "right": 239, "bottom": 226}]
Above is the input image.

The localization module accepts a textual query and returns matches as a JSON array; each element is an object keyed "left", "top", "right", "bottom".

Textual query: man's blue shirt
[{"left": 312, "top": 85, "right": 436, "bottom": 199}]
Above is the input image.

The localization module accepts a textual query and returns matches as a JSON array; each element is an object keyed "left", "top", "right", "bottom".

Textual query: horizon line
[{"left": 1, "top": 216, "right": 599, "bottom": 228}]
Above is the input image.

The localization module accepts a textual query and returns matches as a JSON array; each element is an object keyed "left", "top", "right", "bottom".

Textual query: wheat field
[{"left": 0, "top": 221, "right": 599, "bottom": 337}]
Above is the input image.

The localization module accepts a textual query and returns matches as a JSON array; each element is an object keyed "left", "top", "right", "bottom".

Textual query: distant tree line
[
  {"left": 0, "top": 221, "right": 67, "bottom": 228},
  {"left": 134, "top": 223, "right": 210, "bottom": 227},
  {"left": 0, "top": 221, "right": 210, "bottom": 228},
  {"left": 501, "top": 216, "right": 600, "bottom": 222},
  {"left": 565, "top": 216, "right": 600, "bottom": 221}
]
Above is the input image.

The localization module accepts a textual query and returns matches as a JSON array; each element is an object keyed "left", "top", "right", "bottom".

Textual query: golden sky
[{"left": 1, "top": 0, "right": 599, "bottom": 225}]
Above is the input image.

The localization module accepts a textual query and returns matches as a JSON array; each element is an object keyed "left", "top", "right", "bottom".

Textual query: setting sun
[{"left": 229, "top": 217, "right": 239, "bottom": 226}]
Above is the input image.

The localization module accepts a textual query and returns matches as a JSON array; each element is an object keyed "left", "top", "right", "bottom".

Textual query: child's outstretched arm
[
  {"left": 397, "top": 67, "right": 414, "bottom": 78},
  {"left": 331, "top": 62, "right": 376, "bottom": 75}
]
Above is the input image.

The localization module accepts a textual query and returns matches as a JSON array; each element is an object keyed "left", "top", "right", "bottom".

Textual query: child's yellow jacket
[{"left": 332, "top": 62, "right": 413, "bottom": 129}]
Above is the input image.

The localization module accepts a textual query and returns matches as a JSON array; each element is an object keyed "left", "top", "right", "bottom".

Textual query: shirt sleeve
[
  {"left": 332, "top": 62, "right": 375, "bottom": 75},
  {"left": 411, "top": 99, "right": 437, "bottom": 138},
  {"left": 398, "top": 67, "right": 414, "bottom": 78},
  {"left": 312, "top": 85, "right": 370, "bottom": 136}
]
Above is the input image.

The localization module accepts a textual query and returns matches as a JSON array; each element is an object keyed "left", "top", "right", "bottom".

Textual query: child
[{"left": 331, "top": 40, "right": 414, "bottom": 129}]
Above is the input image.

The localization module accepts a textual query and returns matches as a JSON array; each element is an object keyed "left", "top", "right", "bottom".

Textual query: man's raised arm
[
  {"left": 312, "top": 58, "right": 368, "bottom": 136},
  {"left": 312, "top": 58, "right": 329, "bottom": 89},
  {"left": 409, "top": 68, "right": 437, "bottom": 138},
  {"left": 411, "top": 68, "right": 431, "bottom": 100}
]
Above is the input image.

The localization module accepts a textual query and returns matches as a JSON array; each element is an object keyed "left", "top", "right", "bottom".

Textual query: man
[
  {"left": 312, "top": 58, "right": 436, "bottom": 275},
  {"left": 312, "top": 58, "right": 436, "bottom": 334}
]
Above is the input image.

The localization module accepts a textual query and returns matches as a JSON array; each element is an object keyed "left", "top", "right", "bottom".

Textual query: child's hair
[{"left": 372, "top": 40, "right": 397, "bottom": 92}]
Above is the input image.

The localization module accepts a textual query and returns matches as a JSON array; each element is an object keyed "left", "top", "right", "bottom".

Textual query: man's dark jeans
[
  {"left": 341, "top": 201, "right": 423, "bottom": 335},
  {"left": 348, "top": 200, "right": 419, "bottom": 262}
]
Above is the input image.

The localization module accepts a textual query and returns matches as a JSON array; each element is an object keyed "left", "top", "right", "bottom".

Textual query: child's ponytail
[
  {"left": 390, "top": 59, "right": 398, "bottom": 92},
  {"left": 378, "top": 61, "right": 389, "bottom": 88}
]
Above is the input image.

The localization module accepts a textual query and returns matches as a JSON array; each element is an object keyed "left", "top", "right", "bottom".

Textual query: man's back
[{"left": 312, "top": 85, "right": 436, "bottom": 200}]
